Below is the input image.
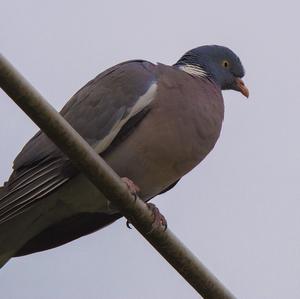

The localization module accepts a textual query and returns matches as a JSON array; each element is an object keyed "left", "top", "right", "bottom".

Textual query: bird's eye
[{"left": 222, "top": 60, "right": 229, "bottom": 68}]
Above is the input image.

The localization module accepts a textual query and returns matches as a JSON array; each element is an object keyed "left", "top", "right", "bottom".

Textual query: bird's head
[{"left": 175, "top": 45, "right": 249, "bottom": 98}]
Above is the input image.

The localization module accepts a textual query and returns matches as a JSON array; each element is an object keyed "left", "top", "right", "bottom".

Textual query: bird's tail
[
  {"left": 0, "top": 185, "right": 15, "bottom": 268},
  {"left": 0, "top": 185, "right": 38, "bottom": 269}
]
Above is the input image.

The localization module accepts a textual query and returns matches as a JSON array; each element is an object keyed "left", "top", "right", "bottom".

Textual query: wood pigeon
[{"left": 0, "top": 45, "right": 248, "bottom": 266}]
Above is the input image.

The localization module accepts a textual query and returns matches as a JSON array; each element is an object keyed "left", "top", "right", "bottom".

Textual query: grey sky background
[{"left": 1, "top": 1, "right": 299, "bottom": 298}]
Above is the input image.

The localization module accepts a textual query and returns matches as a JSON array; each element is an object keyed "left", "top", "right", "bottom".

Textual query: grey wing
[{"left": 0, "top": 60, "right": 158, "bottom": 224}]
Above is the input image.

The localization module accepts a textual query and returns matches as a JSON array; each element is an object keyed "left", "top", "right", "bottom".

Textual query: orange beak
[{"left": 236, "top": 78, "right": 249, "bottom": 98}]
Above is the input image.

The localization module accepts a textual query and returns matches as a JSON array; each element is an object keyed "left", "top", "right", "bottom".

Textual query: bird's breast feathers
[{"left": 104, "top": 65, "right": 224, "bottom": 198}]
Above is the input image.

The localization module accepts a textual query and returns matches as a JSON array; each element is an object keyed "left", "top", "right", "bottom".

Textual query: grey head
[{"left": 175, "top": 45, "right": 249, "bottom": 97}]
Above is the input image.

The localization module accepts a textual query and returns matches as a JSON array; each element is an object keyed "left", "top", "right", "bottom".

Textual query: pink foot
[
  {"left": 122, "top": 178, "right": 167, "bottom": 231},
  {"left": 122, "top": 177, "right": 140, "bottom": 229},
  {"left": 147, "top": 203, "right": 167, "bottom": 232},
  {"left": 126, "top": 202, "right": 168, "bottom": 232},
  {"left": 121, "top": 177, "right": 140, "bottom": 195}
]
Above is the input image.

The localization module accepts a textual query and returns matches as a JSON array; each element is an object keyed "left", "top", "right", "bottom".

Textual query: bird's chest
[
  {"left": 143, "top": 86, "right": 223, "bottom": 173},
  {"left": 105, "top": 78, "right": 224, "bottom": 199}
]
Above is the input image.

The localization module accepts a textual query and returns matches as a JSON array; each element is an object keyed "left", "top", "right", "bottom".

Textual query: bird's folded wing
[{"left": 0, "top": 60, "right": 158, "bottom": 224}]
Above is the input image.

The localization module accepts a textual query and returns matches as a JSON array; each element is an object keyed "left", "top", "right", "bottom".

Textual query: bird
[{"left": 0, "top": 45, "right": 248, "bottom": 267}]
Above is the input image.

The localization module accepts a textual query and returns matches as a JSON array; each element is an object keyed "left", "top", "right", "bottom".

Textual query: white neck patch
[{"left": 179, "top": 64, "right": 207, "bottom": 78}]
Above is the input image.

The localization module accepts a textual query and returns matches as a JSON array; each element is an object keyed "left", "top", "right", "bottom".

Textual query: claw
[{"left": 126, "top": 220, "right": 132, "bottom": 229}]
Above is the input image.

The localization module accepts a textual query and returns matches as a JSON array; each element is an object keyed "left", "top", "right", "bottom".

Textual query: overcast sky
[{"left": 1, "top": 1, "right": 300, "bottom": 298}]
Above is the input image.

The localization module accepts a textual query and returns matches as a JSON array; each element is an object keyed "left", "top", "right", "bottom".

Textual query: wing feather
[
  {"left": 0, "top": 178, "right": 69, "bottom": 225},
  {"left": 0, "top": 60, "right": 157, "bottom": 225}
]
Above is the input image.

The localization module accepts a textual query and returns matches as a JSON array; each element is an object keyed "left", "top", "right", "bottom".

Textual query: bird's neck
[{"left": 175, "top": 64, "right": 209, "bottom": 79}]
